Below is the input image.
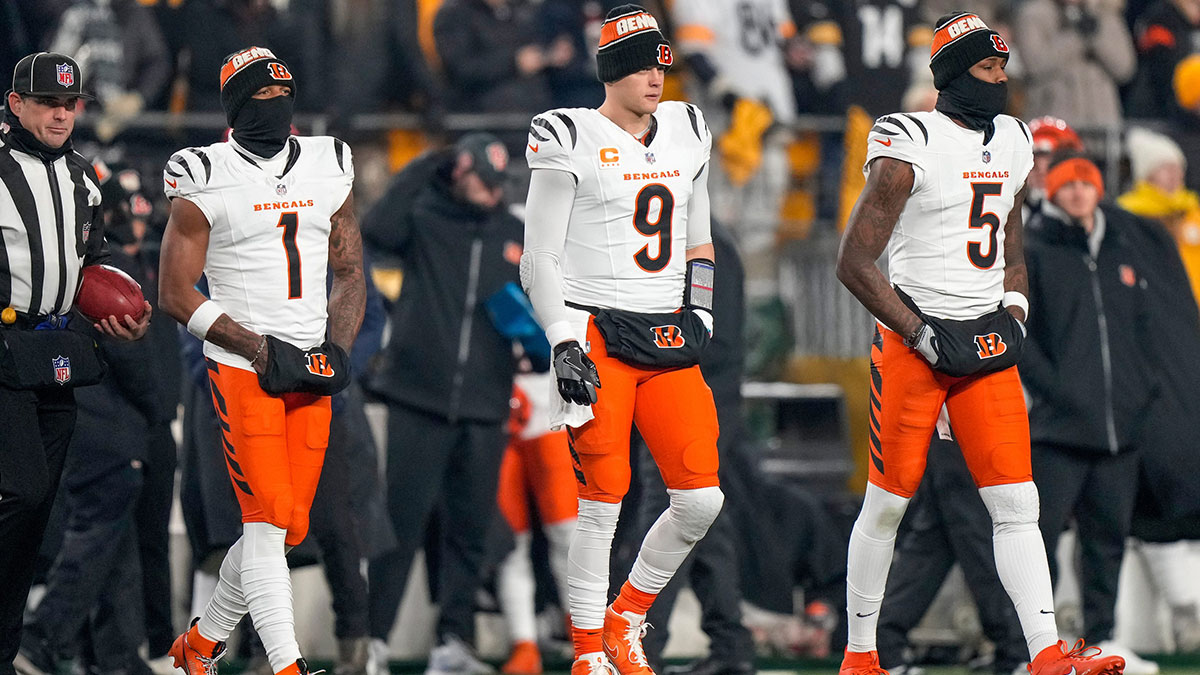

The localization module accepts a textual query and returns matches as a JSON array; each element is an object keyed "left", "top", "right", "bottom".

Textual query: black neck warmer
[
  {"left": 935, "top": 72, "right": 1007, "bottom": 144},
  {"left": 231, "top": 96, "right": 294, "bottom": 158}
]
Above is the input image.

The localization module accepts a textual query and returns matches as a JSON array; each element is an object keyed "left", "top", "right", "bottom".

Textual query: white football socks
[
  {"left": 980, "top": 482, "right": 1059, "bottom": 658},
  {"left": 498, "top": 531, "right": 538, "bottom": 643},
  {"left": 568, "top": 499, "right": 621, "bottom": 630},
  {"left": 241, "top": 522, "right": 300, "bottom": 672},
  {"left": 845, "top": 483, "right": 910, "bottom": 653},
  {"left": 545, "top": 518, "right": 577, "bottom": 614},
  {"left": 198, "top": 537, "right": 247, "bottom": 641}
]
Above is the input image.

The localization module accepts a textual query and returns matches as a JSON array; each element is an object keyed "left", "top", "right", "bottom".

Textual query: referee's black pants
[
  {"left": 368, "top": 402, "right": 505, "bottom": 644},
  {"left": 1033, "top": 443, "right": 1140, "bottom": 644},
  {"left": 0, "top": 386, "right": 76, "bottom": 675}
]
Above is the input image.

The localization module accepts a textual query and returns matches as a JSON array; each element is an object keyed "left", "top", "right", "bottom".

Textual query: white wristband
[
  {"left": 1002, "top": 291, "right": 1029, "bottom": 320},
  {"left": 186, "top": 300, "right": 226, "bottom": 341},
  {"left": 544, "top": 320, "right": 576, "bottom": 348}
]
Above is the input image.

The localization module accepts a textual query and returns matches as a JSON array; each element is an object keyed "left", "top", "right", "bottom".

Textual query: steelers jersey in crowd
[
  {"left": 865, "top": 110, "right": 1033, "bottom": 320},
  {"left": 818, "top": 0, "right": 927, "bottom": 115},
  {"left": 525, "top": 101, "right": 711, "bottom": 313},
  {"left": 163, "top": 135, "right": 354, "bottom": 369},
  {"left": 672, "top": 0, "right": 797, "bottom": 122}
]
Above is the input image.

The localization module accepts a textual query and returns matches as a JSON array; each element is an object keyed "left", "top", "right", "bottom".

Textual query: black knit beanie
[
  {"left": 219, "top": 46, "right": 295, "bottom": 127},
  {"left": 929, "top": 12, "right": 1009, "bottom": 90},
  {"left": 596, "top": 5, "right": 673, "bottom": 83}
]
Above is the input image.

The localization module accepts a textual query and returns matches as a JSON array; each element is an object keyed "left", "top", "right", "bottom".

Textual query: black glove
[
  {"left": 257, "top": 335, "right": 351, "bottom": 396},
  {"left": 552, "top": 340, "right": 601, "bottom": 405}
]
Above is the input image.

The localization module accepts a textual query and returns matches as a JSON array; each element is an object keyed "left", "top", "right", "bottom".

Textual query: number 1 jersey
[
  {"left": 526, "top": 101, "right": 712, "bottom": 314},
  {"left": 164, "top": 136, "right": 354, "bottom": 369},
  {"left": 865, "top": 110, "right": 1033, "bottom": 321}
]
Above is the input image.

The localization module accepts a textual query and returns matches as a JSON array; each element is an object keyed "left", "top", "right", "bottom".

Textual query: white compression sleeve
[
  {"left": 846, "top": 483, "right": 911, "bottom": 653},
  {"left": 522, "top": 168, "right": 578, "bottom": 347},
  {"left": 627, "top": 487, "right": 724, "bottom": 594},
  {"left": 568, "top": 499, "right": 621, "bottom": 630},
  {"left": 544, "top": 518, "right": 576, "bottom": 616},
  {"left": 686, "top": 163, "right": 712, "bottom": 249}
]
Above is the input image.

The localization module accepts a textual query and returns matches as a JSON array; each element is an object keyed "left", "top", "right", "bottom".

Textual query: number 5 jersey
[
  {"left": 865, "top": 110, "right": 1033, "bottom": 321},
  {"left": 163, "top": 136, "right": 354, "bottom": 369},
  {"left": 526, "top": 101, "right": 711, "bottom": 314}
]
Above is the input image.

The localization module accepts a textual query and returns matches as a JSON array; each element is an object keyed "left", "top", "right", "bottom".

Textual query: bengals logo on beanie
[
  {"left": 929, "top": 12, "right": 1009, "bottom": 90},
  {"left": 596, "top": 5, "right": 672, "bottom": 83},
  {"left": 219, "top": 46, "right": 295, "bottom": 126}
]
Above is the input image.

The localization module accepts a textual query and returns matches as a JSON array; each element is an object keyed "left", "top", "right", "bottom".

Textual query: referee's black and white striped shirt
[{"left": 0, "top": 130, "right": 108, "bottom": 318}]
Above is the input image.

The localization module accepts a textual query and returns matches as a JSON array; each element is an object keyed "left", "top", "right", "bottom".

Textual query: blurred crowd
[{"left": 8, "top": 2, "right": 1200, "bottom": 675}]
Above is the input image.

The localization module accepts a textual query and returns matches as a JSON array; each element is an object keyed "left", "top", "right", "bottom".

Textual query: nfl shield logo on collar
[
  {"left": 56, "top": 63, "right": 74, "bottom": 88},
  {"left": 645, "top": 152, "right": 656, "bottom": 165},
  {"left": 982, "top": 150, "right": 991, "bottom": 163},
  {"left": 276, "top": 183, "right": 287, "bottom": 196},
  {"left": 53, "top": 355, "right": 71, "bottom": 385}
]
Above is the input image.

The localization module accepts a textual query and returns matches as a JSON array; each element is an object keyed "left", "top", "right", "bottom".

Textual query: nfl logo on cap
[
  {"left": 56, "top": 63, "right": 73, "bottom": 88},
  {"left": 53, "top": 355, "right": 71, "bottom": 385}
]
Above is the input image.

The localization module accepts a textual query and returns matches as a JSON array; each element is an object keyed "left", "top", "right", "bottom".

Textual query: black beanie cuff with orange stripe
[{"left": 929, "top": 12, "right": 1010, "bottom": 90}]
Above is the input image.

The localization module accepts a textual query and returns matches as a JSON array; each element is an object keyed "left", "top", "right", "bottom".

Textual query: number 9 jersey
[
  {"left": 163, "top": 136, "right": 354, "bottom": 369},
  {"left": 526, "top": 102, "right": 712, "bottom": 313},
  {"left": 865, "top": 110, "right": 1033, "bottom": 321}
]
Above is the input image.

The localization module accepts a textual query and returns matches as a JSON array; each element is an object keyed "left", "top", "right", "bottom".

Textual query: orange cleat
[
  {"left": 571, "top": 654, "right": 616, "bottom": 675},
  {"left": 602, "top": 607, "right": 654, "bottom": 675},
  {"left": 502, "top": 641, "right": 543, "bottom": 675},
  {"left": 275, "top": 659, "right": 323, "bottom": 675},
  {"left": 1030, "top": 640, "right": 1125, "bottom": 675},
  {"left": 169, "top": 618, "right": 227, "bottom": 675},
  {"left": 837, "top": 649, "right": 888, "bottom": 675}
]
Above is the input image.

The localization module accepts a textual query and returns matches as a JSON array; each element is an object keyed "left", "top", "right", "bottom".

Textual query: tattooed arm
[
  {"left": 328, "top": 192, "right": 366, "bottom": 351},
  {"left": 1002, "top": 184, "right": 1029, "bottom": 322},
  {"left": 836, "top": 157, "right": 922, "bottom": 339},
  {"left": 159, "top": 197, "right": 268, "bottom": 369}
]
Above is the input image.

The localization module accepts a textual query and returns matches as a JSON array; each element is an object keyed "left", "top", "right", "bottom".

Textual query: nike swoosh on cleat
[{"left": 855, "top": 610, "right": 878, "bottom": 618}]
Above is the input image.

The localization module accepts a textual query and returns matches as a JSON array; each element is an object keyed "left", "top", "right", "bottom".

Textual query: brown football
[{"left": 75, "top": 264, "right": 145, "bottom": 322}]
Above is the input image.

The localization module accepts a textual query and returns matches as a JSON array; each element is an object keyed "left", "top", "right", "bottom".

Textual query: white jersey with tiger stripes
[
  {"left": 865, "top": 110, "right": 1033, "bottom": 321},
  {"left": 525, "top": 101, "right": 711, "bottom": 314},
  {"left": 163, "top": 136, "right": 354, "bottom": 369}
]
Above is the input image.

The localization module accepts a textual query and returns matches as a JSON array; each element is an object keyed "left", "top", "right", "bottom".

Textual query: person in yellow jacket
[{"left": 1118, "top": 126, "right": 1200, "bottom": 304}]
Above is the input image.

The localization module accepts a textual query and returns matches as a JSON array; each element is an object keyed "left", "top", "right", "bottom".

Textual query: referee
[{"left": 1, "top": 52, "right": 151, "bottom": 675}]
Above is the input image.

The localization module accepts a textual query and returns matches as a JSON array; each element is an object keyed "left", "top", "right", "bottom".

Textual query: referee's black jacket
[
  {"left": 0, "top": 109, "right": 109, "bottom": 319},
  {"left": 361, "top": 148, "right": 523, "bottom": 424},
  {"left": 1022, "top": 202, "right": 1160, "bottom": 455}
]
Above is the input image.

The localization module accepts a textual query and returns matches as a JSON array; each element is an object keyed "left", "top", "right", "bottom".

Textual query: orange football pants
[
  {"left": 567, "top": 318, "right": 721, "bottom": 503},
  {"left": 497, "top": 431, "right": 578, "bottom": 533},
  {"left": 206, "top": 359, "right": 331, "bottom": 546},
  {"left": 868, "top": 325, "right": 1031, "bottom": 497}
]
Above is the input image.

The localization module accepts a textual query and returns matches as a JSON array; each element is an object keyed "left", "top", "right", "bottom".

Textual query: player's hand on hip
[
  {"left": 553, "top": 340, "right": 601, "bottom": 405},
  {"left": 97, "top": 301, "right": 152, "bottom": 341},
  {"left": 905, "top": 323, "right": 940, "bottom": 366}
]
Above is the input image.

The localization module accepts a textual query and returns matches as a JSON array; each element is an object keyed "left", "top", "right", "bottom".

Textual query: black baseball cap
[
  {"left": 456, "top": 133, "right": 510, "bottom": 188},
  {"left": 11, "top": 52, "right": 94, "bottom": 99}
]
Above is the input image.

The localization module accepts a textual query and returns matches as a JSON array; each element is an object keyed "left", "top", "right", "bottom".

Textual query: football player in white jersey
[
  {"left": 835, "top": 12, "right": 1125, "bottom": 675},
  {"left": 521, "top": 6, "right": 724, "bottom": 675},
  {"left": 157, "top": 47, "right": 365, "bottom": 675}
]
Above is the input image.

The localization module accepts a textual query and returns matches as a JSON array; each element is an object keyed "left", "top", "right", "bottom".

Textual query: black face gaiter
[
  {"left": 3, "top": 95, "right": 73, "bottom": 162},
  {"left": 935, "top": 72, "right": 1007, "bottom": 144},
  {"left": 231, "top": 95, "right": 294, "bottom": 158}
]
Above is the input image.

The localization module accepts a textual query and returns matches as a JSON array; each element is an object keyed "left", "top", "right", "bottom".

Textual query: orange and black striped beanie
[{"left": 596, "top": 5, "right": 673, "bottom": 83}]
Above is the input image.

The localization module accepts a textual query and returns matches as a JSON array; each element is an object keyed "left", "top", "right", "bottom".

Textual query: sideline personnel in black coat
[
  {"left": 362, "top": 133, "right": 528, "bottom": 662},
  {"left": 1023, "top": 154, "right": 1159, "bottom": 654}
]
